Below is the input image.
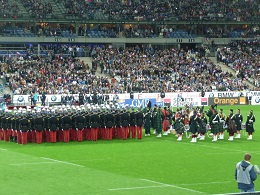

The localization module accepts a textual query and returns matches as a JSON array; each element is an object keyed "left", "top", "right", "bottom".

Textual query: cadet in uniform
[
  {"left": 48, "top": 110, "right": 59, "bottom": 143},
  {"left": 75, "top": 108, "right": 85, "bottom": 142},
  {"left": 105, "top": 108, "right": 114, "bottom": 140},
  {"left": 19, "top": 111, "right": 30, "bottom": 144},
  {"left": 129, "top": 107, "right": 137, "bottom": 139},
  {"left": 34, "top": 110, "right": 45, "bottom": 144},
  {"left": 135, "top": 107, "right": 144, "bottom": 139},
  {"left": 90, "top": 107, "right": 100, "bottom": 141},
  {"left": 61, "top": 110, "right": 72, "bottom": 143}
]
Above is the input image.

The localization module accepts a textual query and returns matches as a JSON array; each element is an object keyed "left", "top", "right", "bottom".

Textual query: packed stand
[
  {"left": 0, "top": 0, "right": 21, "bottom": 18},
  {"left": 22, "top": 0, "right": 55, "bottom": 19},
  {"left": 91, "top": 45, "right": 251, "bottom": 93},
  {"left": 54, "top": 0, "right": 260, "bottom": 22},
  {"left": 203, "top": 25, "right": 260, "bottom": 38},
  {"left": 216, "top": 39, "right": 260, "bottom": 88},
  {"left": 0, "top": 53, "right": 112, "bottom": 96}
]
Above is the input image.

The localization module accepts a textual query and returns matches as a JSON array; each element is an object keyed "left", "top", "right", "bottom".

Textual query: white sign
[
  {"left": 205, "top": 91, "right": 244, "bottom": 98},
  {"left": 251, "top": 96, "right": 260, "bottom": 105}
]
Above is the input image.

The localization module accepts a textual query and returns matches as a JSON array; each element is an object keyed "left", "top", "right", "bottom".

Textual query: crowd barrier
[{"left": 12, "top": 91, "right": 259, "bottom": 108}]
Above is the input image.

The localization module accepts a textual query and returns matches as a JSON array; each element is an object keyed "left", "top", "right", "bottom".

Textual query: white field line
[
  {"left": 0, "top": 148, "right": 7, "bottom": 151},
  {"left": 109, "top": 185, "right": 168, "bottom": 191},
  {"left": 213, "top": 191, "right": 260, "bottom": 195},
  {"left": 10, "top": 162, "right": 59, "bottom": 166},
  {"left": 179, "top": 181, "right": 232, "bottom": 186},
  {"left": 69, "top": 158, "right": 111, "bottom": 162},
  {"left": 140, "top": 178, "right": 204, "bottom": 194},
  {"left": 180, "top": 142, "right": 250, "bottom": 153},
  {"left": 41, "top": 157, "right": 84, "bottom": 168}
]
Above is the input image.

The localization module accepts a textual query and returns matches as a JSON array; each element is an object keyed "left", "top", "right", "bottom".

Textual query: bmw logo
[
  {"left": 209, "top": 93, "right": 214, "bottom": 97},
  {"left": 51, "top": 95, "right": 57, "bottom": 101},
  {"left": 255, "top": 97, "right": 260, "bottom": 103},
  {"left": 18, "top": 96, "right": 24, "bottom": 102}
]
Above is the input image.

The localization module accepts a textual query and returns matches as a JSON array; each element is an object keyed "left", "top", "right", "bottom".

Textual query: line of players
[
  {"left": 161, "top": 105, "right": 256, "bottom": 142},
  {"left": 0, "top": 105, "right": 144, "bottom": 144}
]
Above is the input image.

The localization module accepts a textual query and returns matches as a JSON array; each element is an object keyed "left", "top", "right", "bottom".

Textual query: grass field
[{"left": 1, "top": 105, "right": 260, "bottom": 195}]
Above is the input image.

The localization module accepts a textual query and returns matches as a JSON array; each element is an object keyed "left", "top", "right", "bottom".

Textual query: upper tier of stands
[{"left": 0, "top": 0, "right": 259, "bottom": 22}]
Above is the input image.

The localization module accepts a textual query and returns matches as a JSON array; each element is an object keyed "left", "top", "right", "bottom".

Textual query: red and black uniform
[
  {"left": 70, "top": 113, "right": 77, "bottom": 141},
  {"left": 105, "top": 111, "right": 114, "bottom": 140},
  {"left": 129, "top": 110, "right": 137, "bottom": 139},
  {"left": 2, "top": 114, "right": 10, "bottom": 141},
  {"left": 57, "top": 113, "right": 63, "bottom": 142},
  {"left": 48, "top": 115, "right": 59, "bottom": 143},
  {"left": 226, "top": 113, "right": 237, "bottom": 136},
  {"left": 162, "top": 108, "right": 170, "bottom": 133},
  {"left": 75, "top": 113, "right": 85, "bottom": 142},
  {"left": 14, "top": 116, "right": 22, "bottom": 144},
  {"left": 42, "top": 114, "right": 49, "bottom": 143},
  {"left": 0, "top": 114, "right": 3, "bottom": 140},
  {"left": 19, "top": 117, "right": 30, "bottom": 144},
  {"left": 120, "top": 110, "right": 130, "bottom": 140},
  {"left": 61, "top": 114, "right": 72, "bottom": 143},
  {"left": 114, "top": 110, "right": 121, "bottom": 139},
  {"left": 84, "top": 112, "right": 91, "bottom": 141},
  {"left": 90, "top": 112, "right": 100, "bottom": 141},
  {"left": 99, "top": 111, "right": 106, "bottom": 140},
  {"left": 34, "top": 115, "right": 45, "bottom": 144},
  {"left": 135, "top": 110, "right": 144, "bottom": 139}
]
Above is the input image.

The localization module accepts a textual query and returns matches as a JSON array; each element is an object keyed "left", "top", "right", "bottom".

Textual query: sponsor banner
[
  {"left": 251, "top": 96, "right": 260, "bottom": 105},
  {"left": 208, "top": 97, "right": 246, "bottom": 106},
  {"left": 201, "top": 97, "right": 208, "bottom": 106},
  {"left": 134, "top": 92, "right": 201, "bottom": 99},
  {"left": 205, "top": 91, "right": 244, "bottom": 98},
  {"left": 118, "top": 98, "right": 164, "bottom": 108},
  {"left": 134, "top": 93, "right": 161, "bottom": 99},
  {"left": 13, "top": 95, "right": 62, "bottom": 104},
  {"left": 170, "top": 97, "right": 201, "bottom": 107},
  {"left": 246, "top": 91, "right": 260, "bottom": 97}
]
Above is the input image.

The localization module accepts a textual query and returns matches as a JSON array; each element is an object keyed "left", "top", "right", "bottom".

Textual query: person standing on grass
[
  {"left": 135, "top": 107, "right": 144, "bottom": 139},
  {"left": 198, "top": 112, "right": 207, "bottom": 141},
  {"left": 235, "top": 109, "right": 243, "bottom": 139},
  {"left": 143, "top": 107, "right": 151, "bottom": 136},
  {"left": 218, "top": 108, "right": 226, "bottom": 140},
  {"left": 245, "top": 110, "right": 255, "bottom": 140},
  {"left": 226, "top": 109, "right": 237, "bottom": 141},
  {"left": 154, "top": 105, "right": 163, "bottom": 138},
  {"left": 235, "top": 153, "right": 257, "bottom": 193},
  {"left": 189, "top": 110, "right": 200, "bottom": 142}
]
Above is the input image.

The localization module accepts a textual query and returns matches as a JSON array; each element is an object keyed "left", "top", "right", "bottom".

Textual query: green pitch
[{"left": 1, "top": 105, "right": 260, "bottom": 195}]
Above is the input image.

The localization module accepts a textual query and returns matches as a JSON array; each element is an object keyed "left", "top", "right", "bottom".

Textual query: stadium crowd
[
  {"left": 22, "top": 0, "right": 55, "bottom": 19},
  {"left": 0, "top": 44, "right": 253, "bottom": 97},
  {"left": 217, "top": 39, "right": 260, "bottom": 88},
  {"left": 0, "top": 0, "right": 21, "bottom": 19},
  {"left": 55, "top": 0, "right": 260, "bottom": 22},
  {"left": 0, "top": 0, "right": 259, "bottom": 22},
  {"left": 92, "top": 45, "right": 252, "bottom": 93}
]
